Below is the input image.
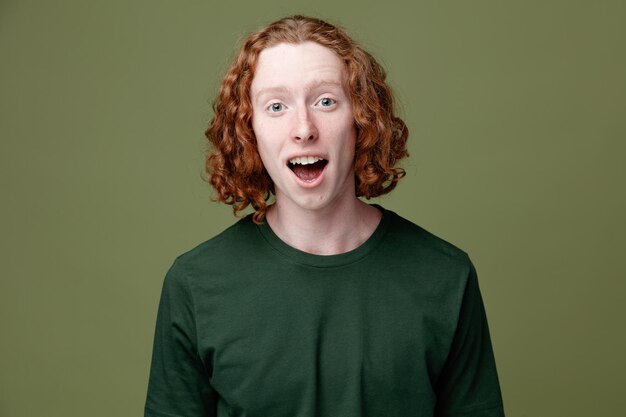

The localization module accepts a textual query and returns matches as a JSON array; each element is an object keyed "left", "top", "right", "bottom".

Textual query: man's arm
[
  {"left": 145, "top": 259, "right": 216, "bottom": 417},
  {"left": 434, "top": 262, "right": 505, "bottom": 417}
]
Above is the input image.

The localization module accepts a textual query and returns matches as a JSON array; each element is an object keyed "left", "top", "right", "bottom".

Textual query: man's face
[{"left": 250, "top": 42, "right": 357, "bottom": 213}]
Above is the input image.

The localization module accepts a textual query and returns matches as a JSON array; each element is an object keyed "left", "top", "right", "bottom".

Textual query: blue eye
[
  {"left": 268, "top": 103, "right": 284, "bottom": 112},
  {"left": 318, "top": 97, "right": 336, "bottom": 107}
]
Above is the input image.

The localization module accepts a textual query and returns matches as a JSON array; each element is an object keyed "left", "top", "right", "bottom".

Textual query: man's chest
[{"left": 193, "top": 269, "right": 456, "bottom": 416}]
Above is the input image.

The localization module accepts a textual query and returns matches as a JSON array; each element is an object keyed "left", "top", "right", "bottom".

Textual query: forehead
[{"left": 250, "top": 42, "right": 347, "bottom": 95}]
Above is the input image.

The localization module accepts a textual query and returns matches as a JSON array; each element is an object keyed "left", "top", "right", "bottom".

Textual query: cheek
[
  {"left": 255, "top": 140, "right": 274, "bottom": 169},
  {"left": 253, "top": 128, "right": 281, "bottom": 171},
  {"left": 339, "top": 124, "right": 357, "bottom": 156},
  {"left": 252, "top": 121, "right": 270, "bottom": 155},
  {"left": 324, "top": 113, "right": 356, "bottom": 141}
]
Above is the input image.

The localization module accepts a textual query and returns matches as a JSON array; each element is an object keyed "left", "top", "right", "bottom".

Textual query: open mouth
[{"left": 288, "top": 156, "right": 328, "bottom": 182}]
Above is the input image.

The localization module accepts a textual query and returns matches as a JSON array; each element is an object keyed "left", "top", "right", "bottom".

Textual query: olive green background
[{"left": 1, "top": 0, "right": 624, "bottom": 416}]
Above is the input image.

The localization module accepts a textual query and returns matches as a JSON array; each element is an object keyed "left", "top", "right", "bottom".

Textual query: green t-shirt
[{"left": 145, "top": 206, "right": 504, "bottom": 417}]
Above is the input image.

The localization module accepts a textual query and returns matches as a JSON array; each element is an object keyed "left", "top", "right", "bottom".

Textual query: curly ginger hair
[{"left": 206, "top": 15, "right": 409, "bottom": 224}]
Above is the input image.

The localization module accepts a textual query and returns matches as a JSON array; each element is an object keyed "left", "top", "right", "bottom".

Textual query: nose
[{"left": 292, "top": 108, "right": 318, "bottom": 142}]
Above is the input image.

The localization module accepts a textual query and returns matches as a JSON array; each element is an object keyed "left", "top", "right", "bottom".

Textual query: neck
[{"left": 265, "top": 197, "right": 382, "bottom": 256}]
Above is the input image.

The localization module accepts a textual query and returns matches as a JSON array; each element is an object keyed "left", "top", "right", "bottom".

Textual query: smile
[{"left": 288, "top": 156, "right": 328, "bottom": 182}]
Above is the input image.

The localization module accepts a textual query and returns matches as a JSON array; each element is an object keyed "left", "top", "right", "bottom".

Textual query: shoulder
[
  {"left": 381, "top": 207, "right": 470, "bottom": 261},
  {"left": 379, "top": 206, "right": 472, "bottom": 274},
  {"left": 180, "top": 215, "right": 255, "bottom": 260},
  {"left": 164, "top": 215, "right": 258, "bottom": 284}
]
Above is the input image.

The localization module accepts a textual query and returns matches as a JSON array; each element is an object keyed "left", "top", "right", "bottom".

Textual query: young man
[{"left": 145, "top": 15, "right": 505, "bottom": 417}]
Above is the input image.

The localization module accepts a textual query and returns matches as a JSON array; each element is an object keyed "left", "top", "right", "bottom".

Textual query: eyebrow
[{"left": 253, "top": 80, "right": 345, "bottom": 102}]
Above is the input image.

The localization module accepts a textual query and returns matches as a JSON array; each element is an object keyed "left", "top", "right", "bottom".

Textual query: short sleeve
[
  {"left": 434, "top": 262, "right": 505, "bottom": 417},
  {"left": 145, "top": 259, "right": 216, "bottom": 417}
]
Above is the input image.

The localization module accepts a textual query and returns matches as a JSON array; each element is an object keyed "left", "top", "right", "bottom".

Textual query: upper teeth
[{"left": 289, "top": 156, "right": 322, "bottom": 165}]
